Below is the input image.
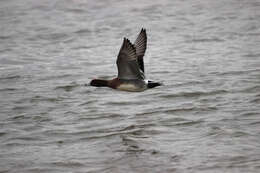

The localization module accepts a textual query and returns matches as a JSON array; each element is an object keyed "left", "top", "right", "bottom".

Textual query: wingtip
[
  {"left": 123, "top": 37, "right": 131, "bottom": 42},
  {"left": 125, "top": 38, "right": 131, "bottom": 44},
  {"left": 123, "top": 37, "right": 130, "bottom": 46},
  {"left": 128, "top": 39, "right": 136, "bottom": 51},
  {"left": 122, "top": 37, "right": 136, "bottom": 52},
  {"left": 139, "top": 28, "right": 147, "bottom": 39}
]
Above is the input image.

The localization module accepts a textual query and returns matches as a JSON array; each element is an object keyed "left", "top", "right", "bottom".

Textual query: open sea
[{"left": 0, "top": 0, "right": 260, "bottom": 172}]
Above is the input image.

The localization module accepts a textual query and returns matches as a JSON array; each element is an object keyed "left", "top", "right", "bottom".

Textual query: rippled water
[{"left": 1, "top": 0, "right": 260, "bottom": 172}]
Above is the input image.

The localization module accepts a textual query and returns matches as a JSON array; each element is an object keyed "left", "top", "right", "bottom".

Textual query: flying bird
[{"left": 90, "top": 28, "right": 161, "bottom": 92}]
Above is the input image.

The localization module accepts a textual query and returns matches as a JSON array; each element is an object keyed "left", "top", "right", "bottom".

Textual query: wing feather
[
  {"left": 116, "top": 38, "right": 145, "bottom": 80},
  {"left": 134, "top": 28, "right": 147, "bottom": 72}
]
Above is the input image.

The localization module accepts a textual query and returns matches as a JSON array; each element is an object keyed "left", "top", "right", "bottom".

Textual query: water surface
[{"left": 1, "top": 0, "right": 260, "bottom": 172}]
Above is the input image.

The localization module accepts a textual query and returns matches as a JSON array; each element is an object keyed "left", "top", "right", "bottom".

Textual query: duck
[{"left": 90, "top": 28, "right": 162, "bottom": 92}]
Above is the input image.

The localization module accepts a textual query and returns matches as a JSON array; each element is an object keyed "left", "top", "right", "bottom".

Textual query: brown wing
[
  {"left": 116, "top": 38, "right": 145, "bottom": 80},
  {"left": 134, "top": 28, "right": 147, "bottom": 73}
]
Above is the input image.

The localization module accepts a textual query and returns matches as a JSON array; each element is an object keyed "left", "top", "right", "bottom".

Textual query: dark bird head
[{"left": 90, "top": 79, "right": 109, "bottom": 87}]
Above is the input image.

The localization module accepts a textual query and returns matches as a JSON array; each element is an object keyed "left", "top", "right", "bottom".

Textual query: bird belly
[{"left": 117, "top": 83, "right": 146, "bottom": 92}]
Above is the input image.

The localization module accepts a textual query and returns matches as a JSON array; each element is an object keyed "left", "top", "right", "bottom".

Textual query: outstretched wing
[
  {"left": 134, "top": 28, "right": 147, "bottom": 73},
  {"left": 116, "top": 38, "right": 145, "bottom": 80}
]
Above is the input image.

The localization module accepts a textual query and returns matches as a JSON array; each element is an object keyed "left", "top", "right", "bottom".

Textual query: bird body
[{"left": 90, "top": 28, "right": 161, "bottom": 92}]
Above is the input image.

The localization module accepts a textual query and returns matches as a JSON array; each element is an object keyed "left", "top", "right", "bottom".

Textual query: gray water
[{"left": 1, "top": 0, "right": 260, "bottom": 172}]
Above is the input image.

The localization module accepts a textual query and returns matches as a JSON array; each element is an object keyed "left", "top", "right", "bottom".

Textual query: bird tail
[{"left": 147, "top": 80, "right": 162, "bottom": 88}]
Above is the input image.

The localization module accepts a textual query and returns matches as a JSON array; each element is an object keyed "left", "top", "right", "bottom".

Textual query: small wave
[
  {"left": 164, "top": 107, "right": 217, "bottom": 114},
  {"left": 240, "top": 111, "right": 259, "bottom": 117},
  {"left": 65, "top": 8, "right": 86, "bottom": 14},
  {"left": 174, "top": 80, "right": 203, "bottom": 87},
  {"left": 105, "top": 100, "right": 145, "bottom": 106},
  {"left": 72, "top": 45, "right": 94, "bottom": 50},
  {"left": 51, "top": 161, "right": 85, "bottom": 167},
  {"left": 55, "top": 83, "right": 79, "bottom": 92},
  {"left": 248, "top": 32, "right": 260, "bottom": 37},
  {"left": 8, "top": 114, "right": 47, "bottom": 123},
  {"left": 159, "top": 117, "right": 189, "bottom": 126},
  {"left": 0, "top": 48, "right": 12, "bottom": 53},
  {"left": 32, "top": 115, "right": 52, "bottom": 122},
  {"left": 78, "top": 113, "right": 122, "bottom": 121},
  {"left": 8, "top": 136, "right": 43, "bottom": 142},
  {"left": 119, "top": 123, "right": 156, "bottom": 132},
  {"left": 12, "top": 106, "right": 30, "bottom": 111},
  {"left": 161, "top": 117, "right": 188, "bottom": 122},
  {"left": 243, "top": 53, "right": 260, "bottom": 58},
  {"left": 77, "top": 131, "right": 136, "bottom": 141},
  {"left": 249, "top": 121, "right": 260, "bottom": 125},
  {"left": 0, "top": 58, "right": 28, "bottom": 65},
  {"left": 211, "top": 16, "right": 226, "bottom": 21},
  {"left": 207, "top": 126, "right": 251, "bottom": 138},
  {"left": 0, "top": 75, "right": 21, "bottom": 80},
  {"left": 217, "top": 69, "right": 260, "bottom": 76},
  {"left": 189, "top": 38, "right": 224, "bottom": 43},
  {"left": 121, "top": 137, "right": 144, "bottom": 153},
  {"left": 37, "top": 32, "right": 69, "bottom": 42},
  {"left": 160, "top": 90, "right": 227, "bottom": 98},
  {"left": 0, "top": 35, "right": 11, "bottom": 40},
  {"left": 136, "top": 110, "right": 162, "bottom": 116},
  {"left": 74, "top": 29, "right": 92, "bottom": 34},
  {"left": 10, "top": 115, "right": 27, "bottom": 120},
  {"left": 30, "top": 95, "right": 62, "bottom": 103},
  {"left": 4, "top": 142, "right": 28, "bottom": 147},
  {"left": 230, "top": 131, "right": 250, "bottom": 137},
  {"left": 79, "top": 100, "right": 96, "bottom": 106},
  {"left": 0, "top": 88, "right": 17, "bottom": 92},
  {"left": 164, "top": 107, "right": 195, "bottom": 113},
  {"left": 0, "top": 132, "right": 7, "bottom": 137},
  {"left": 39, "top": 74, "right": 72, "bottom": 81},
  {"left": 238, "top": 85, "right": 260, "bottom": 94},
  {"left": 174, "top": 120, "right": 204, "bottom": 127},
  {"left": 250, "top": 98, "right": 260, "bottom": 104}
]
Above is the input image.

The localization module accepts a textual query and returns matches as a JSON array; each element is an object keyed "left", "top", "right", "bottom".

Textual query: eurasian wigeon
[{"left": 90, "top": 28, "right": 162, "bottom": 92}]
